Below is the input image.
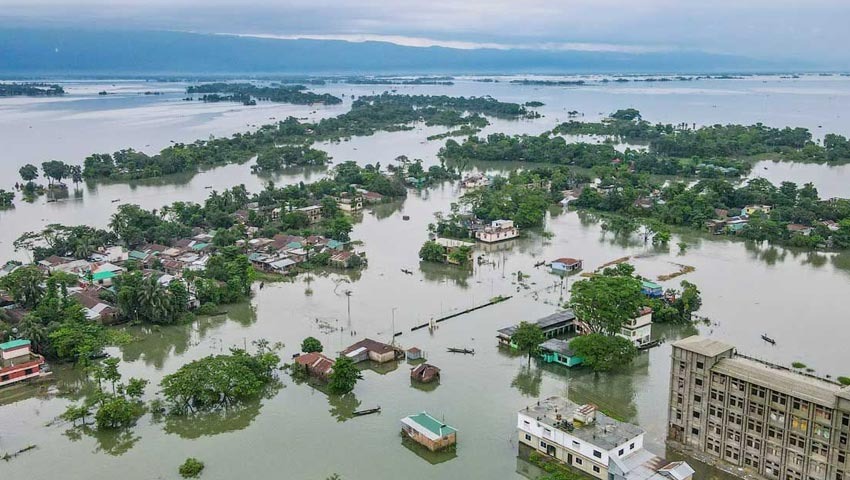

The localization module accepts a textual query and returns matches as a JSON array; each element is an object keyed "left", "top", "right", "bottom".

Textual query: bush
[
  {"left": 301, "top": 336, "right": 323, "bottom": 353},
  {"left": 838, "top": 376, "right": 850, "bottom": 386},
  {"left": 179, "top": 458, "right": 205, "bottom": 478},
  {"left": 792, "top": 362, "right": 807, "bottom": 369}
]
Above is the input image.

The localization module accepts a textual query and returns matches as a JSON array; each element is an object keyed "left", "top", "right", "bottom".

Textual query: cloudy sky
[{"left": 2, "top": 0, "right": 848, "bottom": 64}]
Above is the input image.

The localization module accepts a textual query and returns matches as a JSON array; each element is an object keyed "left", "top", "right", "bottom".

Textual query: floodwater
[{"left": 1, "top": 76, "right": 850, "bottom": 480}]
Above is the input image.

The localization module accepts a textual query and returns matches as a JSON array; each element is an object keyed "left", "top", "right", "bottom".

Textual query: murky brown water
[{"left": 1, "top": 77, "right": 849, "bottom": 480}]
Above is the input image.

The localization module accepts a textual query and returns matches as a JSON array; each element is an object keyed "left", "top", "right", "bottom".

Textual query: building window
[
  {"left": 540, "top": 441, "right": 548, "bottom": 449},
  {"left": 593, "top": 466, "right": 601, "bottom": 473},
  {"left": 692, "top": 427, "right": 700, "bottom": 436},
  {"left": 630, "top": 443, "right": 635, "bottom": 450},
  {"left": 525, "top": 434, "right": 531, "bottom": 441},
  {"left": 693, "top": 411, "right": 701, "bottom": 419},
  {"left": 593, "top": 450, "right": 602, "bottom": 459},
  {"left": 695, "top": 378, "right": 703, "bottom": 387},
  {"left": 572, "top": 440, "right": 581, "bottom": 448},
  {"left": 618, "top": 449, "right": 624, "bottom": 456},
  {"left": 694, "top": 394, "right": 702, "bottom": 403},
  {"left": 575, "top": 458, "right": 583, "bottom": 465},
  {"left": 696, "top": 361, "right": 704, "bottom": 370}
]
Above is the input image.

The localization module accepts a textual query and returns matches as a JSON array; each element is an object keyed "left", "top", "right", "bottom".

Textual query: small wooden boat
[
  {"left": 533, "top": 260, "right": 546, "bottom": 268},
  {"left": 204, "top": 185, "right": 213, "bottom": 189},
  {"left": 111, "top": 198, "right": 120, "bottom": 203},
  {"left": 401, "top": 269, "right": 413, "bottom": 275},
  {"left": 402, "top": 215, "right": 410, "bottom": 221},
  {"left": 353, "top": 406, "right": 381, "bottom": 416},
  {"left": 447, "top": 347, "right": 475, "bottom": 355},
  {"left": 761, "top": 334, "right": 776, "bottom": 345}
]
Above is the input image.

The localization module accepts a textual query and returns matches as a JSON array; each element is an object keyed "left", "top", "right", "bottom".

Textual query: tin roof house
[{"left": 401, "top": 412, "right": 457, "bottom": 452}]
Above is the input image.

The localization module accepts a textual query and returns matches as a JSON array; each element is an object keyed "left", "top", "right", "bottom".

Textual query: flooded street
[{"left": 1, "top": 76, "right": 850, "bottom": 479}]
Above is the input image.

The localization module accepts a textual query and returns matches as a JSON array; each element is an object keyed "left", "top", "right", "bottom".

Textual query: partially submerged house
[
  {"left": 640, "top": 280, "right": 663, "bottom": 298},
  {"left": 497, "top": 310, "right": 577, "bottom": 348},
  {"left": 410, "top": 363, "right": 440, "bottom": 383},
  {"left": 294, "top": 352, "right": 335, "bottom": 380},
  {"left": 1, "top": 339, "right": 50, "bottom": 387},
  {"left": 401, "top": 412, "right": 457, "bottom": 451},
  {"left": 550, "top": 257, "right": 583, "bottom": 273},
  {"left": 618, "top": 307, "right": 653, "bottom": 347},
  {"left": 518, "top": 397, "right": 694, "bottom": 480},
  {"left": 475, "top": 220, "right": 519, "bottom": 243},
  {"left": 539, "top": 338, "right": 583, "bottom": 367},
  {"left": 341, "top": 338, "right": 399, "bottom": 364}
]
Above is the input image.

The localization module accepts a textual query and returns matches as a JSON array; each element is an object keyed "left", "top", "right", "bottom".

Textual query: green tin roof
[
  {"left": 406, "top": 412, "right": 457, "bottom": 436},
  {"left": 0, "top": 339, "right": 31, "bottom": 351},
  {"left": 91, "top": 270, "right": 119, "bottom": 281},
  {"left": 326, "top": 240, "right": 344, "bottom": 250},
  {"left": 128, "top": 250, "right": 148, "bottom": 260},
  {"left": 191, "top": 242, "right": 209, "bottom": 251},
  {"left": 641, "top": 280, "right": 662, "bottom": 289}
]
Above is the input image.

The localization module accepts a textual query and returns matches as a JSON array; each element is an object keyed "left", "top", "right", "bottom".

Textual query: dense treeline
[
  {"left": 251, "top": 145, "right": 329, "bottom": 173},
  {"left": 77, "top": 93, "right": 534, "bottom": 181},
  {"left": 186, "top": 83, "right": 342, "bottom": 105},
  {"left": 439, "top": 133, "right": 745, "bottom": 177},
  {"left": 573, "top": 168, "right": 850, "bottom": 250},
  {"left": 0, "top": 82, "right": 65, "bottom": 96},
  {"left": 555, "top": 109, "right": 850, "bottom": 165}
]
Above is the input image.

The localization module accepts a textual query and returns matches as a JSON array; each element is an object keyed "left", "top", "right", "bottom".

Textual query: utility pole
[
  {"left": 345, "top": 290, "right": 352, "bottom": 329},
  {"left": 391, "top": 307, "right": 397, "bottom": 345}
]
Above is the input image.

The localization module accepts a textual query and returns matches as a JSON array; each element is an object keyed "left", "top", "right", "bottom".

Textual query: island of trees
[
  {"left": 0, "top": 82, "right": 65, "bottom": 97},
  {"left": 186, "top": 83, "right": 342, "bottom": 106},
  {"left": 72, "top": 93, "right": 536, "bottom": 182}
]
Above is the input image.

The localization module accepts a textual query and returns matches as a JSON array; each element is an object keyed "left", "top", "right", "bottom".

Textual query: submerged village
[{"left": 1, "top": 81, "right": 850, "bottom": 480}]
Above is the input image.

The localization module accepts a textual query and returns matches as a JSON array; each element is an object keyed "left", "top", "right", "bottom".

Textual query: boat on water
[
  {"left": 353, "top": 406, "right": 381, "bottom": 416},
  {"left": 401, "top": 269, "right": 413, "bottom": 275},
  {"left": 447, "top": 347, "right": 475, "bottom": 355},
  {"left": 761, "top": 334, "right": 776, "bottom": 345}
]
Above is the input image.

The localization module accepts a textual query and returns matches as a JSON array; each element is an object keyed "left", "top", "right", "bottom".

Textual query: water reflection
[
  {"left": 62, "top": 426, "right": 142, "bottom": 456},
  {"left": 400, "top": 435, "right": 458, "bottom": 465},
  {"left": 511, "top": 364, "right": 543, "bottom": 398},
  {"left": 418, "top": 261, "right": 473, "bottom": 288},
  {"left": 159, "top": 391, "right": 274, "bottom": 439},
  {"left": 327, "top": 391, "right": 362, "bottom": 422}
]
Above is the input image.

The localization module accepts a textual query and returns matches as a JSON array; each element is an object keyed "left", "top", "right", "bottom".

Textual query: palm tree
[
  {"left": 138, "top": 277, "right": 171, "bottom": 323},
  {"left": 17, "top": 315, "right": 49, "bottom": 353}
]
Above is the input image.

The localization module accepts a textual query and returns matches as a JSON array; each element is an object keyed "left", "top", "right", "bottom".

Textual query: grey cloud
[{"left": 2, "top": 0, "right": 849, "bottom": 64}]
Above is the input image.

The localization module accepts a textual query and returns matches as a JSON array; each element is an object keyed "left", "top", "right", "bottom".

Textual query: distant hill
[{"left": 0, "top": 28, "right": 785, "bottom": 76}]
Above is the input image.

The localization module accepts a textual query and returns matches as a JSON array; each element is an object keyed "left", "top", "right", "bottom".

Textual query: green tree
[
  {"left": 418, "top": 241, "right": 445, "bottom": 263},
  {"left": 328, "top": 356, "right": 362, "bottom": 394},
  {"left": 0, "top": 265, "right": 45, "bottom": 308},
  {"left": 512, "top": 321, "right": 545, "bottom": 366},
  {"left": 160, "top": 346, "right": 280, "bottom": 413},
  {"left": 179, "top": 458, "right": 205, "bottom": 478},
  {"left": 19, "top": 163, "right": 39, "bottom": 183},
  {"left": 301, "top": 336, "right": 323, "bottom": 353},
  {"left": 569, "top": 275, "right": 644, "bottom": 334},
  {"left": 570, "top": 334, "right": 637, "bottom": 372},
  {"left": 41, "top": 160, "right": 69, "bottom": 186}
]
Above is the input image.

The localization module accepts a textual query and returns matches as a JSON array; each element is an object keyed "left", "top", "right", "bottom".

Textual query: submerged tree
[
  {"left": 512, "top": 321, "right": 545, "bottom": 366},
  {"left": 328, "top": 356, "right": 363, "bottom": 394}
]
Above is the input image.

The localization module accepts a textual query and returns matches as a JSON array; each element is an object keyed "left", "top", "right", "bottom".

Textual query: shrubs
[{"left": 179, "top": 458, "right": 205, "bottom": 478}]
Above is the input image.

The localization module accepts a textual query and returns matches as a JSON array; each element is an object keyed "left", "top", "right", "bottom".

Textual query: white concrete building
[
  {"left": 518, "top": 397, "right": 694, "bottom": 480},
  {"left": 619, "top": 307, "right": 653, "bottom": 347},
  {"left": 475, "top": 219, "right": 519, "bottom": 243}
]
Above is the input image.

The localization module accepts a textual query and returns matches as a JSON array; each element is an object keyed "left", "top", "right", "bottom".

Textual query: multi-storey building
[
  {"left": 519, "top": 396, "right": 695, "bottom": 480},
  {"left": 668, "top": 336, "right": 850, "bottom": 480}
]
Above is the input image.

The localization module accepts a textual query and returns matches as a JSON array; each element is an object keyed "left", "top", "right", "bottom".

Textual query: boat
[
  {"left": 111, "top": 198, "right": 120, "bottom": 203},
  {"left": 447, "top": 347, "right": 475, "bottom": 355},
  {"left": 402, "top": 215, "right": 410, "bottom": 221},
  {"left": 401, "top": 269, "right": 413, "bottom": 275},
  {"left": 533, "top": 260, "right": 546, "bottom": 268},
  {"left": 761, "top": 334, "right": 776, "bottom": 345},
  {"left": 353, "top": 406, "right": 381, "bottom": 416},
  {"left": 204, "top": 186, "right": 213, "bottom": 189}
]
